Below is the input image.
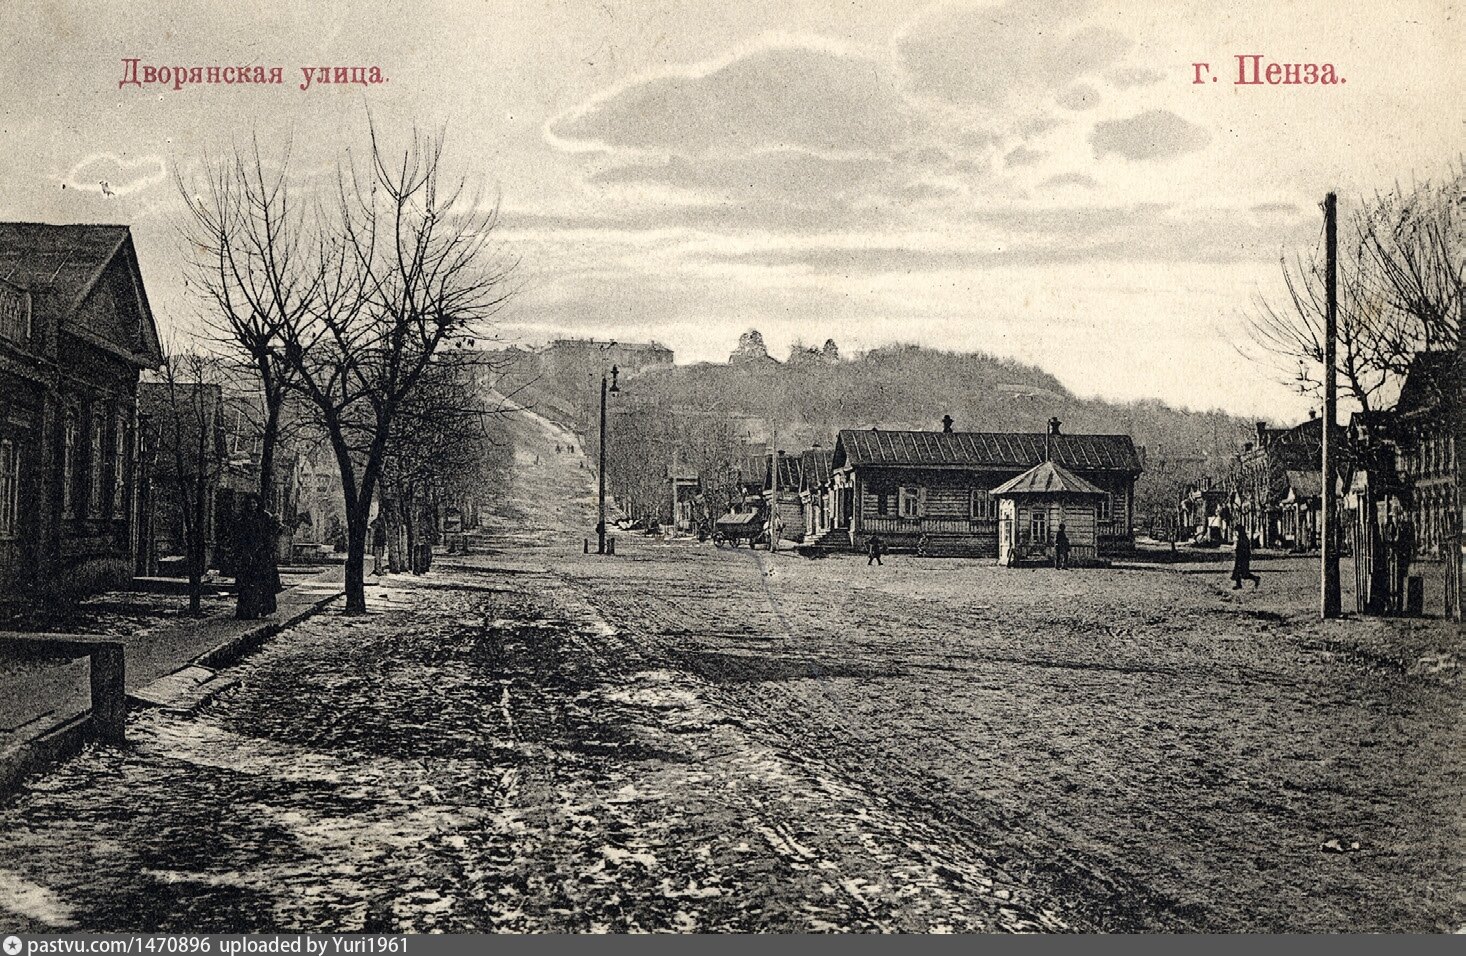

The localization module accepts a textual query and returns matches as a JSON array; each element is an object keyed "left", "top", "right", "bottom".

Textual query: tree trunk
[
  {"left": 344, "top": 509, "right": 369, "bottom": 615},
  {"left": 259, "top": 398, "right": 280, "bottom": 506},
  {"left": 385, "top": 493, "right": 404, "bottom": 574},
  {"left": 404, "top": 484, "right": 420, "bottom": 575},
  {"left": 188, "top": 481, "right": 207, "bottom": 617}
]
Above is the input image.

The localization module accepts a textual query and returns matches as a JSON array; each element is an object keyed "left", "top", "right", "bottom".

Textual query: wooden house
[
  {"left": 0, "top": 223, "right": 164, "bottom": 602},
  {"left": 826, "top": 417, "right": 1142, "bottom": 558},
  {"left": 992, "top": 461, "right": 1107, "bottom": 566},
  {"left": 1233, "top": 416, "right": 1344, "bottom": 549},
  {"left": 763, "top": 451, "right": 804, "bottom": 542},
  {"left": 1178, "top": 480, "right": 1231, "bottom": 543},
  {"left": 798, "top": 447, "right": 835, "bottom": 545},
  {"left": 1391, "top": 351, "right": 1462, "bottom": 562},
  {"left": 668, "top": 470, "right": 703, "bottom": 535}
]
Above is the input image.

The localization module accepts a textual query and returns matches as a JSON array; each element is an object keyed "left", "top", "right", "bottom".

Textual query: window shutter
[{"left": 917, "top": 486, "right": 927, "bottom": 517}]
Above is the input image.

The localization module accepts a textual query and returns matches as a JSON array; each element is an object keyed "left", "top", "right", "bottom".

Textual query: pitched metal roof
[
  {"left": 798, "top": 448, "right": 834, "bottom": 490},
  {"left": 832, "top": 428, "right": 1142, "bottom": 473},
  {"left": 763, "top": 452, "right": 802, "bottom": 491},
  {"left": 1397, "top": 350, "right": 1463, "bottom": 418},
  {"left": 991, "top": 460, "right": 1107, "bottom": 497}
]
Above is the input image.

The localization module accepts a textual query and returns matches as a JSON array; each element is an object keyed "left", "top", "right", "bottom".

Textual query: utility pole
[
  {"left": 670, "top": 441, "right": 678, "bottom": 537},
  {"left": 1321, "top": 192, "right": 1342, "bottom": 618},
  {"left": 597, "top": 364, "right": 619, "bottom": 555},
  {"left": 768, "top": 419, "right": 779, "bottom": 552}
]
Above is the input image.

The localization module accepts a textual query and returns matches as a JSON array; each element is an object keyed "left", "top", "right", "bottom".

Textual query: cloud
[
  {"left": 1056, "top": 83, "right": 1100, "bottom": 111},
  {"left": 589, "top": 150, "right": 894, "bottom": 203},
  {"left": 546, "top": 36, "right": 914, "bottom": 159},
  {"left": 1004, "top": 146, "right": 1044, "bottom": 167},
  {"left": 677, "top": 202, "right": 1318, "bottom": 274},
  {"left": 1106, "top": 65, "right": 1165, "bottom": 88},
  {"left": 895, "top": 0, "right": 1131, "bottom": 110},
  {"left": 1089, "top": 110, "right": 1209, "bottom": 161},
  {"left": 1039, "top": 172, "right": 1099, "bottom": 190},
  {"left": 59, "top": 152, "right": 167, "bottom": 196}
]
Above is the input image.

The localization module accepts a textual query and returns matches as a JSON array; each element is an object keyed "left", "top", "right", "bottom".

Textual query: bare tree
[
  {"left": 1357, "top": 166, "right": 1464, "bottom": 373},
  {"left": 277, "top": 122, "right": 513, "bottom": 614},
  {"left": 176, "top": 139, "right": 316, "bottom": 512},
  {"left": 1244, "top": 209, "right": 1403, "bottom": 418},
  {"left": 141, "top": 351, "right": 228, "bottom": 616},
  {"left": 1246, "top": 170, "right": 1464, "bottom": 416},
  {"left": 379, "top": 352, "right": 500, "bottom": 573}
]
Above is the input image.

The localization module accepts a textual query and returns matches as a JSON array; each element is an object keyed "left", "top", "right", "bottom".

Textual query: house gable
[{"left": 0, "top": 223, "right": 163, "bottom": 370}]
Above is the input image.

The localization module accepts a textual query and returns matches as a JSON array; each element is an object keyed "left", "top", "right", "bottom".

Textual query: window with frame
[
  {"left": 875, "top": 487, "right": 890, "bottom": 515},
  {"left": 62, "top": 409, "right": 77, "bottom": 517},
  {"left": 1029, "top": 509, "right": 1048, "bottom": 542},
  {"left": 88, "top": 411, "right": 105, "bottom": 516},
  {"left": 112, "top": 411, "right": 128, "bottom": 516},
  {"left": 898, "top": 485, "right": 921, "bottom": 518},
  {"left": 970, "top": 489, "right": 994, "bottom": 520},
  {"left": 1097, "top": 493, "right": 1112, "bottom": 521},
  {"left": 0, "top": 439, "right": 19, "bottom": 539}
]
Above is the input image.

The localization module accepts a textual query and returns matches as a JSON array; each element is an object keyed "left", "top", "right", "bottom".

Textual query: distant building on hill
[
  {"left": 786, "top": 338, "right": 840, "bottom": 366},
  {"left": 729, "top": 329, "right": 778, "bottom": 367},
  {"left": 537, "top": 338, "right": 674, "bottom": 378}
]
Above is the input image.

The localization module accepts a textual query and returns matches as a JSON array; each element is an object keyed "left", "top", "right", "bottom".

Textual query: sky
[{"left": 2, "top": 0, "right": 1462, "bottom": 421}]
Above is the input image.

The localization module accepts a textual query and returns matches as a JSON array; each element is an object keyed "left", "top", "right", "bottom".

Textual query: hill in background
[{"left": 501, "top": 332, "right": 1266, "bottom": 528}]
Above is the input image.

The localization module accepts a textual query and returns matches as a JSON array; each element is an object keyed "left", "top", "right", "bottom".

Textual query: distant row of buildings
[
  {"left": 1178, "top": 350, "right": 1461, "bottom": 561},
  {"left": 1176, "top": 349, "right": 1461, "bottom": 617},
  {"left": 677, "top": 415, "right": 1144, "bottom": 565}
]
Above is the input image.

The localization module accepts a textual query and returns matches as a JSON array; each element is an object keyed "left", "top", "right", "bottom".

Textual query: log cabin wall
[{"left": 848, "top": 466, "right": 1136, "bottom": 558}]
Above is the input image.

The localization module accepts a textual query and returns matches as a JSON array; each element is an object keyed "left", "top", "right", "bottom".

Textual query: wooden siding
[{"left": 846, "top": 465, "right": 1136, "bottom": 559}]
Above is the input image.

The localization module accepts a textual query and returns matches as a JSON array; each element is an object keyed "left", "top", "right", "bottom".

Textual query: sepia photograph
[{"left": 0, "top": 0, "right": 1462, "bottom": 937}]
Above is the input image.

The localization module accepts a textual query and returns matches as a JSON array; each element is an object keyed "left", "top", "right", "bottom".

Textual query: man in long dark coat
[
  {"left": 235, "top": 494, "right": 280, "bottom": 619},
  {"left": 1232, "top": 527, "right": 1260, "bottom": 589}
]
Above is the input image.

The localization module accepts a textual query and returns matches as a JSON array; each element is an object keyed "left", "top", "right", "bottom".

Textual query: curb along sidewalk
[{"left": 0, "top": 566, "right": 346, "bottom": 794}]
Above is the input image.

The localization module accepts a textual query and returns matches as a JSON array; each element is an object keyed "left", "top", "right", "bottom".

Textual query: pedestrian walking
[
  {"left": 1388, "top": 511, "right": 1415, "bottom": 614},
  {"left": 867, "top": 534, "right": 884, "bottom": 566},
  {"left": 1231, "top": 529, "right": 1260, "bottom": 590},
  {"left": 1054, "top": 523, "right": 1071, "bottom": 569},
  {"left": 235, "top": 494, "right": 280, "bottom": 619}
]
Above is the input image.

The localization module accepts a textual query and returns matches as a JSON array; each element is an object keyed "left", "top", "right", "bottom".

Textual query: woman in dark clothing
[
  {"left": 1232, "top": 529, "right": 1260, "bottom": 589},
  {"left": 236, "top": 494, "right": 281, "bottom": 619}
]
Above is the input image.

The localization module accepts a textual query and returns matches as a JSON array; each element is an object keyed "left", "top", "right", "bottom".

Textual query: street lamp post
[{"left": 598, "top": 364, "right": 619, "bottom": 555}]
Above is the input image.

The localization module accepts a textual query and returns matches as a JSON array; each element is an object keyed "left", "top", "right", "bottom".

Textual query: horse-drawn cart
[{"left": 712, "top": 511, "right": 768, "bottom": 548}]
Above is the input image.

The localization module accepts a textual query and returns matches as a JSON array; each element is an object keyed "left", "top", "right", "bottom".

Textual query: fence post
[{"left": 88, "top": 644, "right": 127, "bottom": 745}]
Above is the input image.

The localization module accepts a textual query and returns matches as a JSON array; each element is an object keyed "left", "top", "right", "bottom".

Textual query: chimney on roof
[
  {"left": 1044, "top": 417, "right": 1061, "bottom": 462},
  {"left": 941, "top": 414, "right": 953, "bottom": 433},
  {"left": 1308, "top": 407, "right": 1318, "bottom": 420}
]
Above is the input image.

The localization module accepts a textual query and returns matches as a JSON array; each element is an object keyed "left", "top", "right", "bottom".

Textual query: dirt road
[
  {"left": 0, "top": 399, "right": 1458, "bottom": 932},
  {"left": 499, "top": 401, "right": 1465, "bottom": 932}
]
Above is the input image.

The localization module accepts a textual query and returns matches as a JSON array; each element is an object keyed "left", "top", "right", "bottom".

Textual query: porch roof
[{"left": 991, "top": 461, "right": 1107, "bottom": 497}]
